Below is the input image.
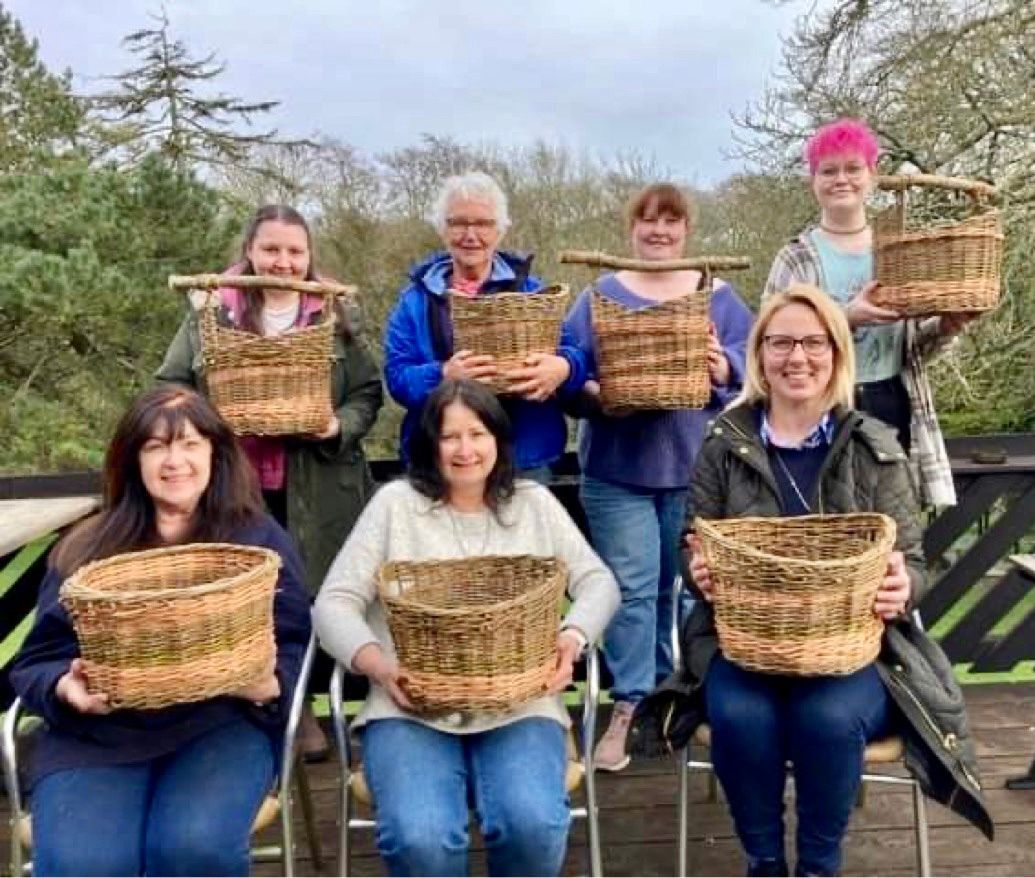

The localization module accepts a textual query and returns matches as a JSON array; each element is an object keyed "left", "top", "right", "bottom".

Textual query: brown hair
[
  {"left": 625, "top": 183, "right": 693, "bottom": 231},
  {"left": 52, "top": 386, "right": 264, "bottom": 575}
]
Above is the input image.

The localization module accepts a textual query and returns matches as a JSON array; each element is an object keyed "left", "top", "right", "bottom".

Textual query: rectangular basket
[
  {"left": 449, "top": 285, "right": 570, "bottom": 395},
  {"left": 591, "top": 286, "right": 711, "bottom": 413},
  {"left": 695, "top": 514, "right": 896, "bottom": 676},
  {"left": 377, "top": 555, "right": 567, "bottom": 712},
  {"left": 873, "top": 174, "right": 1003, "bottom": 317},
  {"left": 59, "top": 543, "right": 280, "bottom": 710},
  {"left": 198, "top": 301, "right": 335, "bottom": 436}
]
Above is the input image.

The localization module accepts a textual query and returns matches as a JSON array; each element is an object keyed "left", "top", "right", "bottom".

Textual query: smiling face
[
  {"left": 761, "top": 302, "right": 835, "bottom": 409},
  {"left": 442, "top": 196, "right": 501, "bottom": 280},
  {"left": 811, "top": 150, "right": 875, "bottom": 217},
  {"left": 245, "top": 219, "right": 311, "bottom": 279},
  {"left": 437, "top": 401, "right": 498, "bottom": 497},
  {"left": 138, "top": 417, "right": 213, "bottom": 516},
  {"left": 630, "top": 200, "right": 689, "bottom": 262}
]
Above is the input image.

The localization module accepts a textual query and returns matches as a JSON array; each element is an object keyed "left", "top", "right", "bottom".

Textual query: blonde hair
[{"left": 738, "top": 283, "right": 856, "bottom": 411}]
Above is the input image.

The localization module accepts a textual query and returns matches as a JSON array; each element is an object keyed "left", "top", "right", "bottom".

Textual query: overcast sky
[{"left": 7, "top": 0, "right": 808, "bottom": 186}]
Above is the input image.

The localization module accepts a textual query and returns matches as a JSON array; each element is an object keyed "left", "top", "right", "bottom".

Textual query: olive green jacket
[
  {"left": 640, "top": 402, "right": 993, "bottom": 839},
  {"left": 156, "top": 304, "right": 384, "bottom": 594}
]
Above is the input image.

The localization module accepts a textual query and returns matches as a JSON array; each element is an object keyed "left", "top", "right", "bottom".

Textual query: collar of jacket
[{"left": 407, "top": 249, "right": 534, "bottom": 296}]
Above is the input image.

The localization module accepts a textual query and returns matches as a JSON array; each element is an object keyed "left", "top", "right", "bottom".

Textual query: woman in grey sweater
[{"left": 314, "top": 379, "right": 619, "bottom": 877}]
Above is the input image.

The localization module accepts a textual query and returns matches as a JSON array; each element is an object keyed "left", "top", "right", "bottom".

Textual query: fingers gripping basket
[
  {"left": 449, "top": 285, "right": 570, "bottom": 394},
  {"left": 591, "top": 284, "right": 711, "bottom": 412},
  {"left": 60, "top": 544, "right": 280, "bottom": 709},
  {"left": 872, "top": 174, "right": 1003, "bottom": 316},
  {"left": 695, "top": 514, "right": 896, "bottom": 676},
  {"left": 378, "top": 556, "right": 568, "bottom": 712}
]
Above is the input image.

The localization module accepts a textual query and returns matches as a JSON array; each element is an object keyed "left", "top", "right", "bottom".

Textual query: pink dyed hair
[{"left": 804, "top": 119, "right": 880, "bottom": 174}]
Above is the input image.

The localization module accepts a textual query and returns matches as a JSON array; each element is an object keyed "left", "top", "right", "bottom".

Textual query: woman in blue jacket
[
  {"left": 10, "top": 385, "right": 311, "bottom": 877},
  {"left": 383, "top": 170, "right": 588, "bottom": 479}
]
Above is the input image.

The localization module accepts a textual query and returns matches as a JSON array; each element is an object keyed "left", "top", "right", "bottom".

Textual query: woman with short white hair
[{"left": 384, "top": 170, "right": 589, "bottom": 480}]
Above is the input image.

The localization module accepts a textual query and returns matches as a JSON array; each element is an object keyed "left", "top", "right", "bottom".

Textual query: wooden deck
[{"left": 248, "top": 684, "right": 1035, "bottom": 877}]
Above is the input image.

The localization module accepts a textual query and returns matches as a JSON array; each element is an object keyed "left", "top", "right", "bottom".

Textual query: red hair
[{"left": 805, "top": 119, "right": 880, "bottom": 174}]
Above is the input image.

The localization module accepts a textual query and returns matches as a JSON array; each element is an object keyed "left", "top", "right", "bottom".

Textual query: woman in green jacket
[
  {"left": 157, "top": 204, "right": 384, "bottom": 757},
  {"left": 640, "top": 283, "right": 991, "bottom": 876}
]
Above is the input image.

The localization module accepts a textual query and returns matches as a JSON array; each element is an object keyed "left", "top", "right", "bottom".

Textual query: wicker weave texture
[
  {"left": 378, "top": 555, "right": 567, "bottom": 712},
  {"left": 449, "top": 285, "right": 570, "bottom": 394},
  {"left": 591, "top": 288, "right": 711, "bottom": 412},
  {"left": 199, "top": 306, "right": 334, "bottom": 435},
  {"left": 873, "top": 202, "right": 1003, "bottom": 317},
  {"left": 60, "top": 543, "right": 280, "bottom": 709},
  {"left": 696, "top": 514, "right": 896, "bottom": 676}
]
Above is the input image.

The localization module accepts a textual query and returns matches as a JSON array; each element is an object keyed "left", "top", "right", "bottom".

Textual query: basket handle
[
  {"left": 168, "top": 274, "right": 358, "bottom": 297},
  {"left": 558, "top": 250, "right": 751, "bottom": 273},
  {"left": 877, "top": 174, "right": 997, "bottom": 201}
]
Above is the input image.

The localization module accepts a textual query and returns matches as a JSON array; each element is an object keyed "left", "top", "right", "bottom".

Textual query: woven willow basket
[
  {"left": 199, "top": 303, "right": 334, "bottom": 436},
  {"left": 872, "top": 174, "right": 1003, "bottom": 316},
  {"left": 60, "top": 543, "right": 279, "bottom": 709},
  {"left": 449, "top": 285, "right": 570, "bottom": 394},
  {"left": 378, "top": 555, "right": 568, "bottom": 712},
  {"left": 695, "top": 514, "right": 896, "bottom": 676},
  {"left": 591, "top": 285, "right": 711, "bottom": 413}
]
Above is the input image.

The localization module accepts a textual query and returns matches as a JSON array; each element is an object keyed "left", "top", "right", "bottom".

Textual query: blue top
[
  {"left": 809, "top": 230, "right": 903, "bottom": 383},
  {"left": 760, "top": 408, "right": 834, "bottom": 515},
  {"left": 562, "top": 273, "right": 754, "bottom": 490},
  {"left": 383, "top": 250, "right": 590, "bottom": 470},
  {"left": 9, "top": 514, "right": 313, "bottom": 787}
]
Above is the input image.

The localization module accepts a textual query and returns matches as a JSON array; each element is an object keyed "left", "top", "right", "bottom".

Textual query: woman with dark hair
[
  {"left": 9, "top": 385, "right": 312, "bottom": 877},
  {"left": 314, "top": 379, "right": 620, "bottom": 877},
  {"left": 157, "top": 203, "right": 384, "bottom": 756}
]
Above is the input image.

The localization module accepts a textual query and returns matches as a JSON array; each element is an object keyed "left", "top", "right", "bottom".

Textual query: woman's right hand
[
  {"left": 844, "top": 281, "right": 901, "bottom": 328},
  {"left": 352, "top": 644, "right": 414, "bottom": 710},
  {"left": 684, "top": 533, "right": 715, "bottom": 601},
  {"left": 443, "top": 349, "right": 497, "bottom": 383},
  {"left": 55, "top": 659, "right": 112, "bottom": 715}
]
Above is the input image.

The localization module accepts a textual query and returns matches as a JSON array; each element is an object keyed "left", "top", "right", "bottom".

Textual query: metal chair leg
[
  {"left": 913, "top": 779, "right": 931, "bottom": 877},
  {"left": 677, "top": 749, "right": 689, "bottom": 877},
  {"left": 583, "top": 648, "right": 603, "bottom": 878}
]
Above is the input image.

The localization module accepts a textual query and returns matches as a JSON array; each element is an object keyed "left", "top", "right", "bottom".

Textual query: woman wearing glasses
[
  {"left": 640, "top": 283, "right": 990, "bottom": 876},
  {"left": 764, "top": 118, "right": 976, "bottom": 508},
  {"left": 383, "top": 171, "right": 589, "bottom": 480}
]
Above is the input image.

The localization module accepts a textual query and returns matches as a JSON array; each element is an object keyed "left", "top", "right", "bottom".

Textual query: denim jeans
[
  {"left": 31, "top": 718, "right": 275, "bottom": 877},
  {"left": 361, "top": 717, "right": 570, "bottom": 877},
  {"left": 705, "top": 655, "right": 894, "bottom": 875},
  {"left": 580, "top": 475, "right": 690, "bottom": 703}
]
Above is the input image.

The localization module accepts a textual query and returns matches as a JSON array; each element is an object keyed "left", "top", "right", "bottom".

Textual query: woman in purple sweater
[{"left": 563, "top": 183, "right": 754, "bottom": 771}]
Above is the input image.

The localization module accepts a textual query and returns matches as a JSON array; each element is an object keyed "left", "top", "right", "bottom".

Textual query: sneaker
[
  {"left": 297, "top": 702, "right": 330, "bottom": 763},
  {"left": 593, "top": 701, "right": 635, "bottom": 771}
]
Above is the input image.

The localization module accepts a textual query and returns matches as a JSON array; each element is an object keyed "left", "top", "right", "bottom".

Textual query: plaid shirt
[{"left": 763, "top": 230, "right": 957, "bottom": 507}]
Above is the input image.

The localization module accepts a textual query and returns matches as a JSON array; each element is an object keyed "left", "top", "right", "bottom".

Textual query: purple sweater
[{"left": 562, "top": 273, "right": 754, "bottom": 490}]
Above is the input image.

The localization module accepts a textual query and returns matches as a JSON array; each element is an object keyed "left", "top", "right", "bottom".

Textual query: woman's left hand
[
  {"left": 504, "top": 354, "right": 571, "bottom": 402},
  {"left": 311, "top": 413, "right": 341, "bottom": 440},
  {"left": 546, "top": 630, "right": 582, "bottom": 694},
  {"left": 874, "top": 550, "right": 912, "bottom": 620},
  {"left": 707, "top": 324, "right": 730, "bottom": 387},
  {"left": 231, "top": 672, "right": 281, "bottom": 705}
]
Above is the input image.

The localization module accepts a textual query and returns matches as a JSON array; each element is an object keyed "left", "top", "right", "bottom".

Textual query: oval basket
[
  {"left": 695, "top": 514, "right": 896, "bottom": 676},
  {"left": 377, "top": 555, "right": 568, "bottom": 712},
  {"left": 591, "top": 286, "right": 711, "bottom": 413},
  {"left": 449, "top": 285, "right": 570, "bottom": 395},
  {"left": 60, "top": 543, "right": 280, "bottom": 709}
]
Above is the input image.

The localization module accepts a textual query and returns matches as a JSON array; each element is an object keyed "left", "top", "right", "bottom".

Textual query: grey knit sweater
[{"left": 314, "top": 478, "right": 620, "bottom": 734}]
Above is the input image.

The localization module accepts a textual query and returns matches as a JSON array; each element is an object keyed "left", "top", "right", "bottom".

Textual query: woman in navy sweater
[{"left": 10, "top": 385, "right": 311, "bottom": 877}]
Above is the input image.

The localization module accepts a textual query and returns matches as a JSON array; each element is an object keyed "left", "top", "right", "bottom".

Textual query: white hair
[{"left": 428, "top": 170, "right": 511, "bottom": 236}]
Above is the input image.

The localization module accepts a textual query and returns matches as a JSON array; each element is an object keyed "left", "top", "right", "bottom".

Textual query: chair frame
[
  {"left": 329, "top": 648, "right": 604, "bottom": 877},
  {"left": 2, "top": 631, "right": 323, "bottom": 878},
  {"left": 669, "top": 575, "right": 932, "bottom": 877}
]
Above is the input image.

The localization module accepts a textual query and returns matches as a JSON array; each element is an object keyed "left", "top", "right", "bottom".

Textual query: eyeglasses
[
  {"left": 762, "top": 334, "right": 832, "bottom": 356},
  {"left": 445, "top": 217, "right": 498, "bottom": 234}
]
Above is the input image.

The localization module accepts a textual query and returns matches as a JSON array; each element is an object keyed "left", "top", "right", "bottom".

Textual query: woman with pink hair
[{"left": 764, "top": 118, "right": 977, "bottom": 507}]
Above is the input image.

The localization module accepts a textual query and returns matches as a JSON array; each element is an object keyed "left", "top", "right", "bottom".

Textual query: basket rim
[
  {"left": 377, "top": 555, "right": 567, "bottom": 617},
  {"left": 694, "top": 513, "right": 896, "bottom": 569},
  {"left": 447, "top": 283, "right": 569, "bottom": 302},
  {"left": 590, "top": 284, "right": 711, "bottom": 314},
  {"left": 61, "top": 542, "right": 281, "bottom": 603}
]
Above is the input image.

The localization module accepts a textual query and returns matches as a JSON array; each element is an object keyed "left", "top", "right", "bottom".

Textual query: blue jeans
[
  {"left": 705, "top": 655, "right": 894, "bottom": 875},
  {"left": 31, "top": 718, "right": 275, "bottom": 877},
  {"left": 361, "top": 717, "right": 570, "bottom": 877},
  {"left": 580, "top": 475, "right": 690, "bottom": 703}
]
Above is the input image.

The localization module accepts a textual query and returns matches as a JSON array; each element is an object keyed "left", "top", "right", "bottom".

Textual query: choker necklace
[{"left": 819, "top": 222, "right": 869, "bottom": 236}]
